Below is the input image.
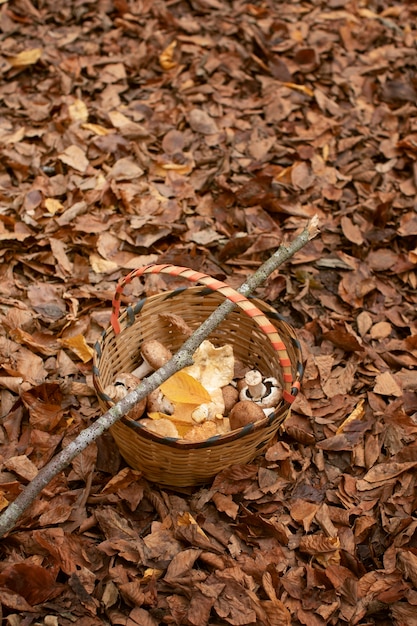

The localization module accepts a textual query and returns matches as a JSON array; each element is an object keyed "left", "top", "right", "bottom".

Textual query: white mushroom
[
  {"left": 191, "top": 402, "right": 220, "bottom": 423},
  {"left": 131, "top": 340, "right": 172, "bottom": 379},
  {"left": 241, "top": 370, "right": 265, "bottom": 401},
  {"left": 239, "top": 371, "right": 282, "bottom": 408}
]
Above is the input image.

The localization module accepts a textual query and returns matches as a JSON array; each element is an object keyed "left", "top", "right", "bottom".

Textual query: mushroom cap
[
  {"left": 244, "top": 369, "right": 263, "bottom": 387},
  {"left": 229, "top": 400, "right": 265, "bottom": 430},
  {"left": 183, "top": 420, "right": 217, "bottom": 442},
  {"left": 141, "top": 340, "right": 172, "bottom": 369},
  {"left": 139, "top": 417, "right": 179, "bottom": 438},
  {"left": 222, "top": 385, "right": 239, "bottom": 415}
]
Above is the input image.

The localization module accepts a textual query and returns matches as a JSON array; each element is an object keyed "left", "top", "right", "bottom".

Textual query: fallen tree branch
[{"left": 0, "top": 216, "right": 319, "bottom": 538}]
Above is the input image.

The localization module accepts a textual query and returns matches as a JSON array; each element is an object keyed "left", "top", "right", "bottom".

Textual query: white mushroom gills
[{"left": 239, "top": 370, "right": 282, "bottom": 408}]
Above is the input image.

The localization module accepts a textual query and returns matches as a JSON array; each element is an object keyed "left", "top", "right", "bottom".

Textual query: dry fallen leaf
[
  {"left": 7, "top": 48, "right": 42, "bottom": 67},
  {"left": 159, "top": 40, "right": 178, "bottom": 70},
  {"left": 44, "top": 198, "right": 64, "bottom": 215},
  {"left": 373, "top": 371, "right": 402, "bottom": 396},
  {"left": 68, "top": 98, "right": 89, "bottom": 123},
  {"left": 60, "top": 335, "right": 94, "bottom": 362},
  {"left": 58, "top": 145, "right": 89, "bottom": 173}
]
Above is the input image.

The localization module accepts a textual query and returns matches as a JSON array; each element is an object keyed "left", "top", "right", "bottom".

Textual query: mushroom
[
  {"left": 239, "top": 370, "right": 282, "bottom": 408},
  {"left": 183, "top": 420, "right": 217, "bottom": 442},
  {"left": 229, "top": 400, "right": 265, "bottom": 430},
  {"left": 139, "top": 417, "right": 179, "bottom": 438},
  {"left": 146, "top": 388, "right": 175, "bottom": 415},
  {"left": 191, "top": 402, "right": 215, "bottom": 423},
  {"left": 158, "top": 312, "right": 193, "bottom": 338},
  {"left": 215, "top": 415, "right": 231, "bottom": 435},
  {"left": 222, "top": 385, "right": 239, "bottom": 415},
  {"left": 131, "top": 340, "right": 172, "bottom": 379},
  {"left": 104, "top": 372, "right": 146, "bottom": 420}
]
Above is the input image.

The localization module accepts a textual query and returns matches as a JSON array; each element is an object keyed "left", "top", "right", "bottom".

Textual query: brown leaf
[
  {"left": 396, "top": 550, "right": 417, "bottom": 588},
  {"left": 212, "top": 465, "right": 259, "bottom": 494},
  {"left": 290, "top": 500, "right": 319, "bottom": 532},
  {"left": 366, "top": 248, "right": 399, "bottom": 272},
  {"left": 164, "top": 548, "right": 202, "bottom": 581},
  {"left": 58, "top": 145, "right": 89, "bottom": 173},
  {"left": 3, "top": 455, "right": 38, "bottom": 481},
  {"left": 0, "top": 563, "right": 64, "bottom": 605},
  {"left": 188, "top": 109, "right": 218, "bottom": 135},
  {"left": 0, "top": 588, "right": 36, "bottom": 612},
  {"left": 341, "top": 215, "right": 364, "bottom": 245},
  {"left": 373, "top": 371, "right": 402, "bottom": 396},
  {"left": 212, "top": 492, "right": 239, "bottom": 519},
  {"left": 323, "top": 326, "right": 364, "bottom": 352},
  {"left": 290, "top": 161, "right": 315, "bottom": 190},
  {"left": 187, "top": 590, "right": 217, "bottom": 626},
  {"left": 214, "top": 580, "right": 257, "bottom": 625},
  {"left": 21, "top": 383, "right": 64, "bottom": 431},
  {"left": 127, "top": 606, "right": 160, "bottom": 626},
  {"left": 299, "top": 535, "right": 341, "bottom": 566},
  {"left": 360, "top": 461, "right": 417, "bottom": 485}
]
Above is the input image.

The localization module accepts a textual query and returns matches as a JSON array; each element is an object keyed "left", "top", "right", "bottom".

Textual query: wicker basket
[{"left": 93, "top": 264, "right": 303, "bottom": 486}]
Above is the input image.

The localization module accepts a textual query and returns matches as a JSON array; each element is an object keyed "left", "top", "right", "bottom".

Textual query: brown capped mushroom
[
  {"left": 131, "top": 340, "right": 173, "bottom": 379},
  {"left": 229, "top": 400, "right": 265, "bottom": 430},
  {"left": 222, "top": 385, "right": 239, "bottom": 415}
]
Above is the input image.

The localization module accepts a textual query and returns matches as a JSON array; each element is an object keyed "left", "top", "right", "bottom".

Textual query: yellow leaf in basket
[
  {"left": 148, "top": 411, "right": 170, "bottom": 420},
  {"left": 170, "top": 418, "right": 194, "bottom": 437},
  {"left": 148, "top": 411, "right": 194, "bottom": 437},
  {"left": 160, "top": 371, "right": 211, "bottom": 405}
]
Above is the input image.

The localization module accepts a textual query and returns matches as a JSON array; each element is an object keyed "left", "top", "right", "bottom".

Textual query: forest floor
[{"left": 0, "top": 0, "right": 417, "bottom": 624}]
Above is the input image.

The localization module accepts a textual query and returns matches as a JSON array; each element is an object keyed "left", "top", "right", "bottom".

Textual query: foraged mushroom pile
[{"left": 104, "top": 337, "right": 282, "bottom": 442}]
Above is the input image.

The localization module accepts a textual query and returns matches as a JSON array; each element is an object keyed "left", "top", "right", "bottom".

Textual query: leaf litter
[{"left": 0, "top": 0, "right": 417, "bottom": 624}]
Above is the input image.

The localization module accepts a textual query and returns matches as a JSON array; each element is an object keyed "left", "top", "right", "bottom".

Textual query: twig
[{"left": 0, "top": 216, "right": 319, "bottom": 538}]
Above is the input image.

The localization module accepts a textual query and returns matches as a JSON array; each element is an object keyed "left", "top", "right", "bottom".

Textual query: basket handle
[{"left": 110, "top": 264, "right": 299, "bottom": 403}]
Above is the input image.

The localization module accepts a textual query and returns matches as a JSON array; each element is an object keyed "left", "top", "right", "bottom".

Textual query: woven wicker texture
[{"left": 93, "top": 265, "right": 303, "bottom": 486}]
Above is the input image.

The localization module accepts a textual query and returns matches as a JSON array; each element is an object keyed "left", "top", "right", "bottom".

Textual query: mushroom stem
[{"left": 243, "top": 370, "right": 266, "bottom": 401}]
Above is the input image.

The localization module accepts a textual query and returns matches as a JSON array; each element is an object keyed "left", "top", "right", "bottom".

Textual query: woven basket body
[{"left": 93, "top": 265, "right": 303, "bottom": 486}]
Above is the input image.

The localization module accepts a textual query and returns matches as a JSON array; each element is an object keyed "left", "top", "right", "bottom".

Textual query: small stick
[{"left": 0, "top": 216, "right": 319, "bottom": 538}]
